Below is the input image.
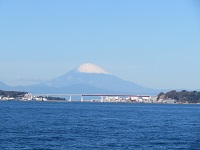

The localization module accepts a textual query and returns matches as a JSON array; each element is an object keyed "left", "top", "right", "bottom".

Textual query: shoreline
[{"left": 0, "top": 99, "right": 200, "bottom": 104}]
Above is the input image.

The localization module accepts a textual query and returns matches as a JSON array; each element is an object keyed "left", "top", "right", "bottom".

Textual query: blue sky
[{"left": 0, "top": 0, "right": 200, "bottom": 89}]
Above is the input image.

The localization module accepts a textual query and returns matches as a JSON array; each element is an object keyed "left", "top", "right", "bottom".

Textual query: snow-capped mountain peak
[{"left": 76, "top": 63, "right": 110, "bottom": 74}]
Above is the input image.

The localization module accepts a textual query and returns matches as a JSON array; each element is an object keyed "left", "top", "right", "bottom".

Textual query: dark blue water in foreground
[{"left": 0, "top": 101, "right": 200, "bottom": 150}]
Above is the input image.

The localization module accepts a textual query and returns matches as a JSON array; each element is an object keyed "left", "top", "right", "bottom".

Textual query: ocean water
[{"left": 0, "top": 101, "right": 199, "bottom": 150}]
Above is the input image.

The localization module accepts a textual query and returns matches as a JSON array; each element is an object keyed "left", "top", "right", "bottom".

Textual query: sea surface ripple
[{"left": 0, "top": 101, "right": 199, "bottom": 150}]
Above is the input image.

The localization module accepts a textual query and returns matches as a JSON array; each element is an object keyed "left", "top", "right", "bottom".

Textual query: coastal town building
[
  {"left": 0, "top": 92, "right": 178, "bottom": 104},
  {"left": 22, "top": 93, "right": 33, "bottom": 101},
  {"left": 165, "top": 98, "right": 176, "bottom": 104}
]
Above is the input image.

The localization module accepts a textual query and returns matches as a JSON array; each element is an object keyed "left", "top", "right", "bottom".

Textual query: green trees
[
  {"left": 0, "top": 90, "right": 26, "bottom": 98},
  {"left": 45, "top": 96, "right": 65, "bottom": 100},
  {"left": 157, "top": 90, "right": 200, "bottom": 103}
]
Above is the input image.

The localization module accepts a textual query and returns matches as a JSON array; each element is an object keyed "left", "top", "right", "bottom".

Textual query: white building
[
  {"left": 22, "top": 93, "right": 33, "bottom": 101},
  {"left": 35, "top": 97, "right": 43, "bottom": 101},
  {"left": 165, "top": 98, "right": 176, "bottom": 104}
]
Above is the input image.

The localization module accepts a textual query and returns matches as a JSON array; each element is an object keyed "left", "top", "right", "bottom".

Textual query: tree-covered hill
[
  {"left": 0, "top": 90, "right": 27, "bottom": 98},
  {"left": 157, "top": 90, "right": 200, "bottom": 103}
]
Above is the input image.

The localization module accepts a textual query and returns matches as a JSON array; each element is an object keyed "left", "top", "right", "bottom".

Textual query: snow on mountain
[
  {"left": 0, "top": 63, "right": 164, "bottom": 94},
  {"left": 34, "top": 63, "right": 159, "bottom": 94},
  {"left": 76, "top": 63, "right": 110, "bottom": 74}
]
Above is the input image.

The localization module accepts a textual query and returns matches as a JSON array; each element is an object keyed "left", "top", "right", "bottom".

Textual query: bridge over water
[{"left": 32, "top": 94, "right": 150, "bottom": 102}]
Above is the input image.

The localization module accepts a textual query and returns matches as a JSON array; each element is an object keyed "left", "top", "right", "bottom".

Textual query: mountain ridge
[
  {"left": 36, "top": 63, "right": 160, "bottom": 95},
  {"left": 0, "top": 81, "right": 10, "bottom": 90},
  {"left": 0, "top": 63, "right": 162, "bottom": 95}
]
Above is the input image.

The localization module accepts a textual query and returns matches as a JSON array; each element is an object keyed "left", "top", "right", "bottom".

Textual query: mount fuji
[{"left": 13, "top": 63, "right": 159, "bottom": 95}]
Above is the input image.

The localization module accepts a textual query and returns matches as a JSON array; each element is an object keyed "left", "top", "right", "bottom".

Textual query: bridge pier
[
  {"left": 100, "top": 96, "right": 104, "bottom": 102},
  {"left": 81, "top": 95, "right": 83, "bottom": 102},
  {"left": 69, "top": 95, "right": 72, "bottom": 102}
]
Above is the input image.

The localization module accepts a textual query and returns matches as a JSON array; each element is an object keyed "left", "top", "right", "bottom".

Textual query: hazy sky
[{"left": 0, "top": 0, "right": 200, "bottom": 89}]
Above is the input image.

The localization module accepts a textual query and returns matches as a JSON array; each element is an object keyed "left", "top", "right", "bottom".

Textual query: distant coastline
[{"left": 1, "top": 89, "right": 200, "bottom": 104}]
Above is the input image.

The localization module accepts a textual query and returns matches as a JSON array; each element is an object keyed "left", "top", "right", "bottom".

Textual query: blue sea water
[{"left": 0, "top": 101, "right": 200, "bottom": 150}]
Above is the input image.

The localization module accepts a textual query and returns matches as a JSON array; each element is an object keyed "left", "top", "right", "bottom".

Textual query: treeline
[
  {"left": 0, "top": 90, "right": 27, "bottom": 98},
  {"left": 45, "top": 96, "right": 65, "bottom": 101},
  {"left": 36, "top": 96, "right": 65, "bottom": 101},
  {"left": 158, "top": 90, "right": 200, "bottom": 103}
]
